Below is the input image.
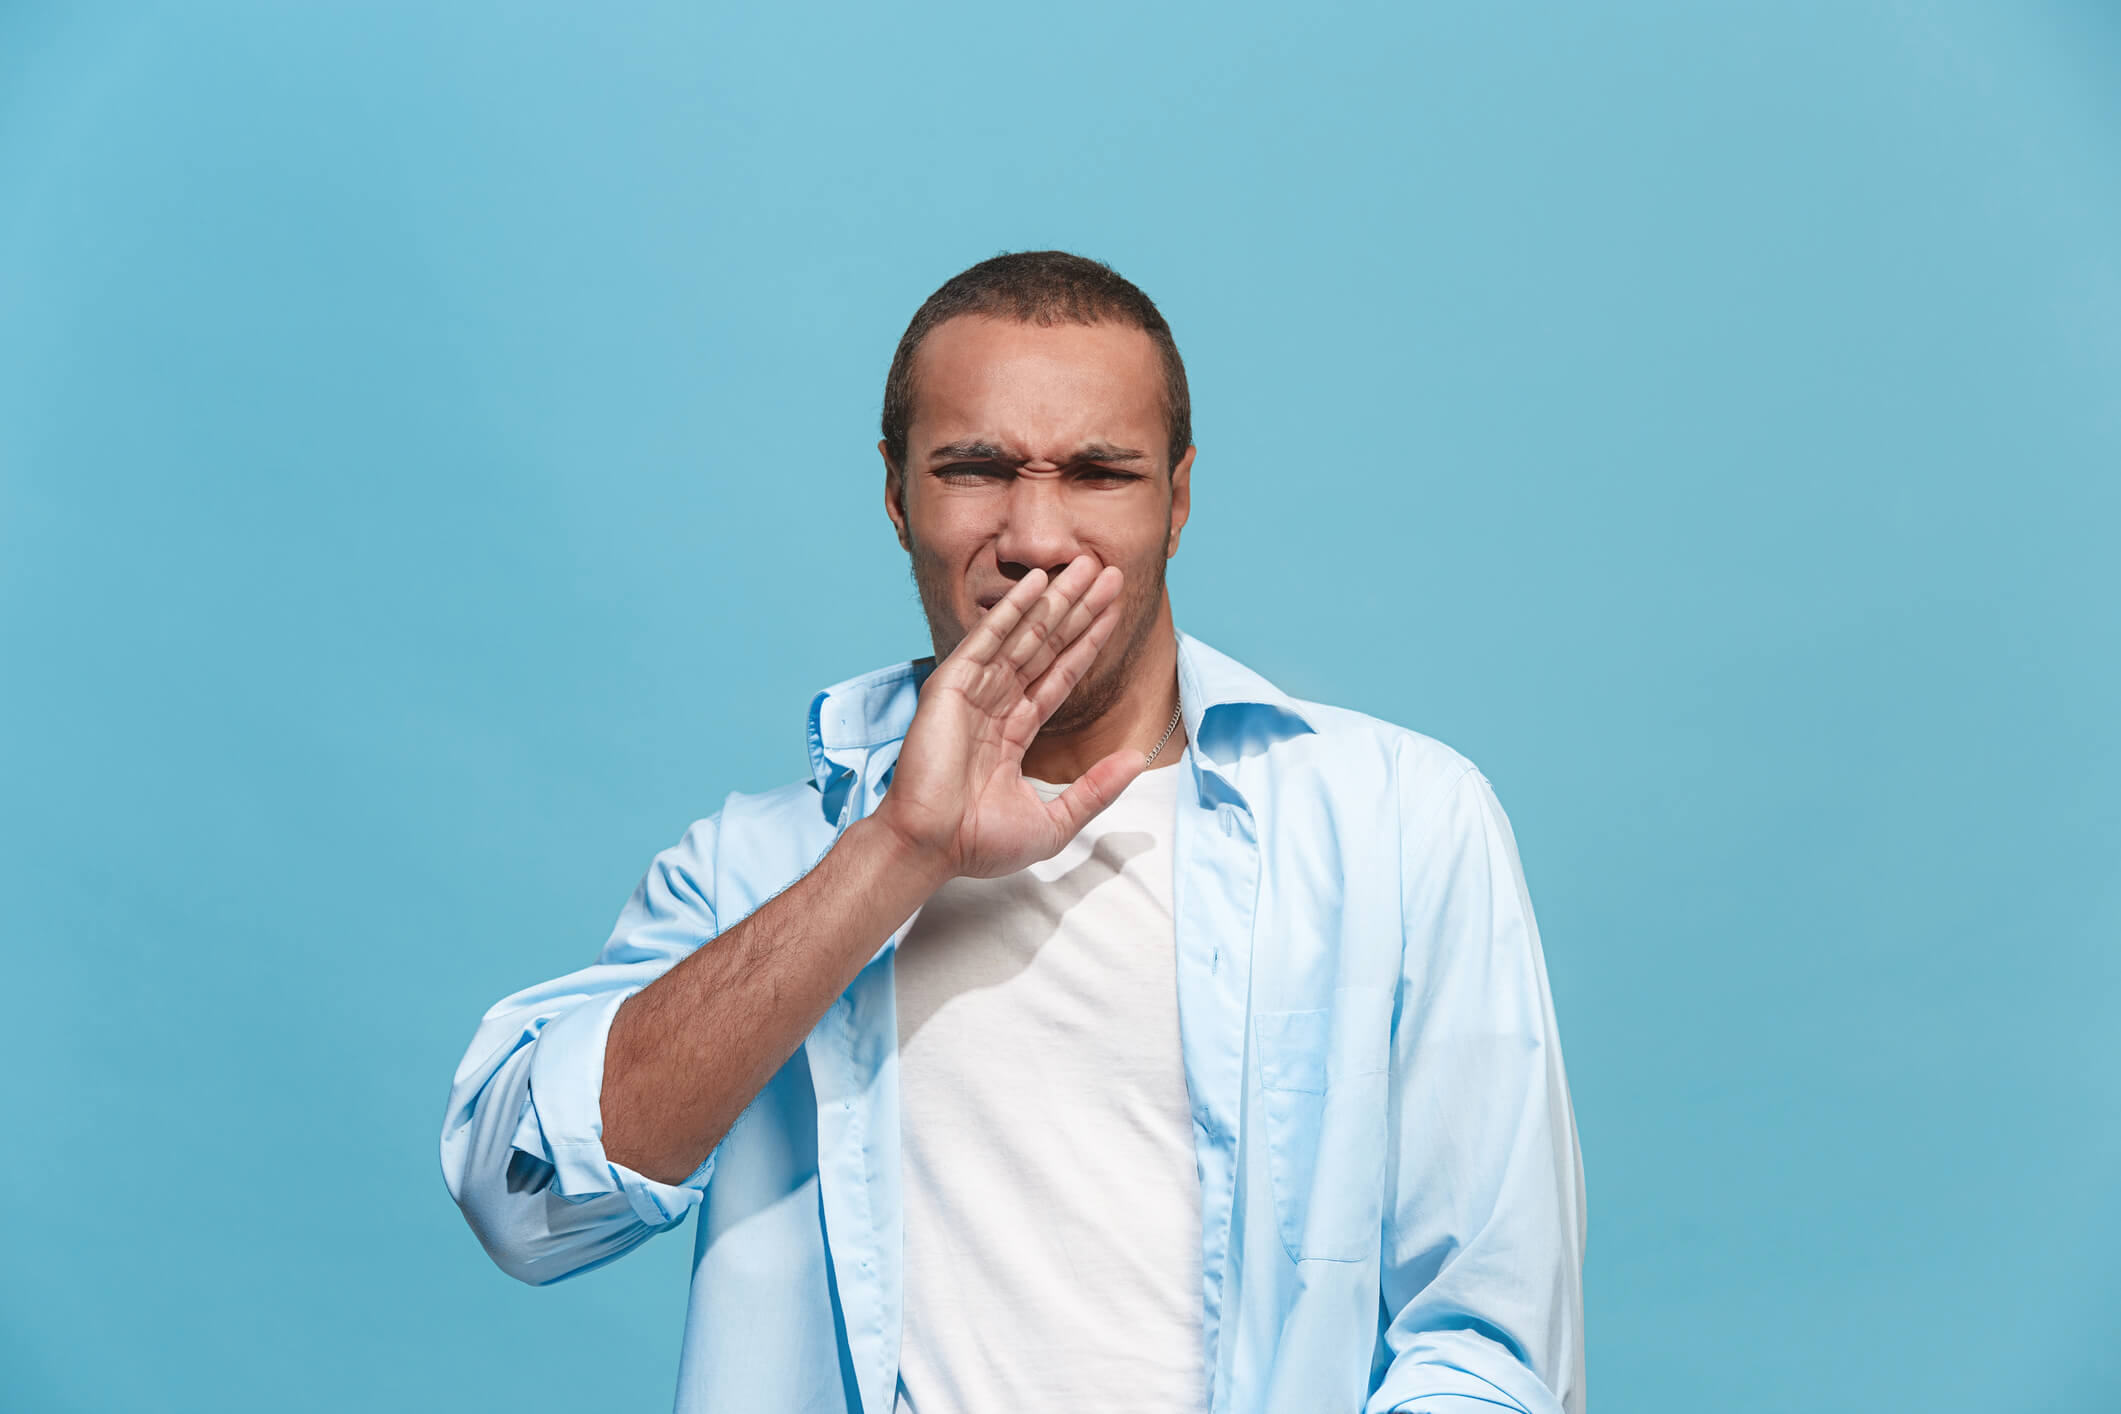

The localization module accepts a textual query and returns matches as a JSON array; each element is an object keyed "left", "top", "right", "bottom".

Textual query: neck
[{"left": 1020, "top": 600, "right": 1185, "bottom": 785}]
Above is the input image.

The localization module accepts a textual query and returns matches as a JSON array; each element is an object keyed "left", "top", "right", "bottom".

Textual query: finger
[
  {"left": 1012, "top": 564, "right": 1122, "bottom": 685},
  {"left": 1026, "top": 590, "right": 1125, "bottom": 722},
  {"left": 1002, "top": 555, "right": 1101, "bottom": 671},
  {"left": 1001, "top": 555, "right": 1098, "bottom": 670},
  {"left": 1047, "top": 745, "right": 1149, "bottom": 840},
  {"left": 953, "top": 568, "right": 1049, "bottom": 666}
]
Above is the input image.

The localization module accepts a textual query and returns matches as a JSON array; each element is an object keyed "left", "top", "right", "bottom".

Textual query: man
[{"left": 440, "top": 251, "right": 1587, "bottom": 1414}]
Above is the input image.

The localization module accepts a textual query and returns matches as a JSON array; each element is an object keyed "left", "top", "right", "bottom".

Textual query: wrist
[{"left": 847, "top": 810, "right": 956, "bottom": 898}]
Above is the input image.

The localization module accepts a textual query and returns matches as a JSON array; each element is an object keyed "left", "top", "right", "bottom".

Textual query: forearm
[{"left": 601, "top": 814, "right": 948, "bottom": 1183}]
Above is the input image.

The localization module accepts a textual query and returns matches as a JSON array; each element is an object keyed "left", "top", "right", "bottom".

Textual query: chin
[{"left": 1041, "top": 658, "right": 1129, "bottom": 736}]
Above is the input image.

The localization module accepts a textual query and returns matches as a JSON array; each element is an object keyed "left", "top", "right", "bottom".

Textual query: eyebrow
[{"left": 925, "top": 439, "right": 1149, "bottom": 466}]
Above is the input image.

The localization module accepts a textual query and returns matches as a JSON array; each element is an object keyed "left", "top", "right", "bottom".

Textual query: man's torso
[{"left": 893, "top": 761, "right": 1205, "bottom": 1412}]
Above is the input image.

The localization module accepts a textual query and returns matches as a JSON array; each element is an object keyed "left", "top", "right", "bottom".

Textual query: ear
[
  {"left": 881, "top": 439, "right": 911, "bottom": 552},
  {"left": 1165, "top": 445, "right": 1195, "bottom": 559}
]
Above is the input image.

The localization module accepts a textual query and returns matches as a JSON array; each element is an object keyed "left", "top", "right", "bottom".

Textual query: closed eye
[{"left": 930, "top": 462, "right": 1143, "bottom": 484}]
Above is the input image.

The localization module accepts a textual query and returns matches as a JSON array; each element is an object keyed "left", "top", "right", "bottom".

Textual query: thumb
[{"left": 1048, "top": 747, "right": 1150, "bottom": 840}]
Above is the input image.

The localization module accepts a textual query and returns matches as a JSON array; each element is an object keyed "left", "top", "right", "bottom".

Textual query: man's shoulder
[
  {"left": 1183, "top": 632, "right": 1478, "bottom": 802},
  {"left": 696, "top": 776, "right": 835, "bottom": 849},
  {"left": 721, "top": 775, "right": 827, "bottom": 816},
  {"left": 1262, "top": 699, "right": 1513, "bottom": 885},
  {"left": 1277, "top": 694, "right": 1481, "bottom": 800},
  {"left": 649, "top": 777, "right": 835, "bottom": 922}
]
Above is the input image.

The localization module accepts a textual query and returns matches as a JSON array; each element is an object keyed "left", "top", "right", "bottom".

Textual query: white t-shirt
[{"left": 892, "top": 760, "right": 1205, "bottom": 1414}]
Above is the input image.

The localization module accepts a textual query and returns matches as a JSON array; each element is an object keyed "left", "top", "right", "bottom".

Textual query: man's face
[{"left": 882, "top": 315, "right": 1194, "bottom": 734}]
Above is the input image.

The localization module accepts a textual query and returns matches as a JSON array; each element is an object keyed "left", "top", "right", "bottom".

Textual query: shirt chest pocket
[{"left": 1253, "top": 985, "right": 1393, "bottom": 1263}]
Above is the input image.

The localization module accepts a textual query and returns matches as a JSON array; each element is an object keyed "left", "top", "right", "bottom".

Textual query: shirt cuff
[
  {"left": 1371, "top": 1358, "right": 1562, "bottom": 1414},
  {"left": 518, "top": 989, "right": 715, "bottom": 1229}
]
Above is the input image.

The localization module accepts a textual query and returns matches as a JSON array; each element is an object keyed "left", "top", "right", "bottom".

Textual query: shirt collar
[{"left": 805, "top": 628, "right": 1314, "bottom": 810}]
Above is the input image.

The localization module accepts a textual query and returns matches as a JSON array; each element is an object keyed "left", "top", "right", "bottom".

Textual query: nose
[{"left": 993, "top": 476, "right": 1081, "bottom": 585}]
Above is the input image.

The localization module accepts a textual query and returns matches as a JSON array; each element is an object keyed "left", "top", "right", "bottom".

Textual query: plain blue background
[{"left": 4, "top": 2, "right": 2116, "bottom": 1409}]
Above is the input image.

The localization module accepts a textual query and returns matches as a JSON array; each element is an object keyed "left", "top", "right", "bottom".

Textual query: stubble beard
[{"left": 905, "top": 535, "right": 1169, "bottom": 741}]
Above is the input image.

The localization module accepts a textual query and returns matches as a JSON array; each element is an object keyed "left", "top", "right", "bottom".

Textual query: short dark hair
[{"left": 881, "top": 250, "right": 1191, "bottom": 477}]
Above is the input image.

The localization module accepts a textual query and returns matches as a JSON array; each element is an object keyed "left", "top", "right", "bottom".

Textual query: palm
[{"left": 877, "top": 556, "right": 1144, "bottom": 880}]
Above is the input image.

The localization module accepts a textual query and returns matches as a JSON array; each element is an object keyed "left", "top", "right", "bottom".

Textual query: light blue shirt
[{"left": 440, "top": 631, "right": 1587, "bottom": 1414}]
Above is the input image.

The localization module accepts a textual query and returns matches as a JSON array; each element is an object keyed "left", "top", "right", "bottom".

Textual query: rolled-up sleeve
[
  {"left": 1368, "top": 761, "right": 1588, "bottom": 1414},
  {"left": 439, "top": 813, "right": 725, "bottom": 1285}
]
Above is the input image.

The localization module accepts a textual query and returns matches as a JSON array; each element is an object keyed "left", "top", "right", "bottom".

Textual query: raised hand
[{"left": 871, "top": 553, "right": 1147, "bottom": 880}]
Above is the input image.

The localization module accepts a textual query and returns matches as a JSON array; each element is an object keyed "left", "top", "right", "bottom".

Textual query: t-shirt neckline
[{"left": 1022, "top": 757, "right": 1185, "bottom": 803}]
